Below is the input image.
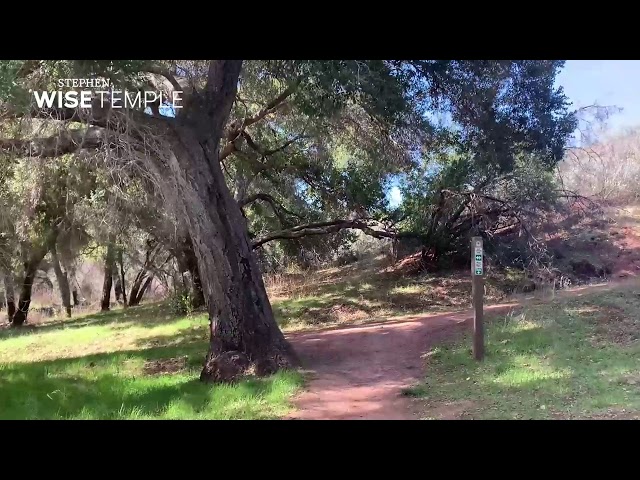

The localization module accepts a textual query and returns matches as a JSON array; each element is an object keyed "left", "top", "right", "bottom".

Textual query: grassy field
[
  {"left": 0, "top": 305, "right": 302, "bottom": 420},
  {"left": 405, "top": 284, "right": 640, "bottom": 419}
]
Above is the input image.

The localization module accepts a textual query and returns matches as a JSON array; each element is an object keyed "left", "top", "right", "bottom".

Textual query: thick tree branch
[
  {"left": 143, "top": 65, "right": 182, "bottom": 93},
  {"left": 219, "top": 139, "right": 238, "bottom": 162},
  {"left": 239, "top": 80, "right": 301, "bottom": 131},
  {"left": 0, "top": 127, "right": 108, "bottom": 157},
  {"left": 252, "top": 219, "right": 426, "bottom": 249},
  {"left": 241, "top": 130, "right": 264, "bottom": 155},
  {"left": 231, "top": 130, "right": 306, "bottom": 175},
  {"left": 4, "top": 102, "right": 172, "bottom": 134},
  {"left": 204, "top": 60, "right": 244, "bottom": 132},
  {"left": 16, "top": 60, "right": 42, "bottom": 79}
]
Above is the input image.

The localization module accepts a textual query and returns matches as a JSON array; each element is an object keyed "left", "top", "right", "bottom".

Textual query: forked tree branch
[{"left": 219, "top": 78, "right": 302, "bottom": 161}]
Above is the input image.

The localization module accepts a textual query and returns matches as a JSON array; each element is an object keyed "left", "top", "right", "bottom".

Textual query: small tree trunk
[
  {"left": 118, "top": 247, "right": 127, "bottom": 307},
  {"left": 173, "top": 235, "right": 205, "bottom": 308},
  {"left": 11, "top": 229, "right": 56, "bottom": 327},
  {"left": 2, "top": 273, "right": 15, "bottom": 323},
  {"left": 127, "top": 271, "right": 146, "bottom": 307},
  {"left": 100, "top": 241, "right": 116, "bottom": 312},
  {"left": 127, "top": 240, "right": 158, "bottom": 307},
  {"left": 114, "top": 276, "right": 123, "bottom": 303},
  {"left": 11, "top": 258, "right": 43, "bottom": 327},
  {"left": 50, "top": 247, "right": 72, "bottom": 318},
  {"left": 130, "top": 275, "right": 153, "bottom": 306},
  {"left": 183, "top": 237, "right": 205, "bottom": 308},
  {"left": 66, "top": 263, "right": 80, "bottom": 306},
  {"left": 189, "top": 264, "right": 205, "bottom": 308}
]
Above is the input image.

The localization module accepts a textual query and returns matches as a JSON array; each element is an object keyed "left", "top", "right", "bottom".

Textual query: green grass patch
[
  {"left": 0, "top": 304, "right": 303, "bottom": 419},
  {"left": 410, "top": 287, "right": 640, "bottom": 419}
]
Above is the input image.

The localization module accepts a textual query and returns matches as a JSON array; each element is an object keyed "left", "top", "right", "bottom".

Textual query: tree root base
[{"left": 200, "top": 348, "right": 300, "bottom": 383}]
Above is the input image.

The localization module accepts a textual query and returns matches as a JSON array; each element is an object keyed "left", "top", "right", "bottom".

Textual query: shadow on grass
[
  {"left": 0, "top": 339, "right": 298, "bottom": 419},
  {"left": 0, "top": 303, "right": 303, "bottom": 420},
  {"left": 133, "top": 325, "right": 210, "bottom": 351}
]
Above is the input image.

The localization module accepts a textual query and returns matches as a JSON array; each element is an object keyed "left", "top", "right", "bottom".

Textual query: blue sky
[
  {"left": 557, "top": 60, "right": 640, "bottom": 132},
  {"left": 386, "top": 60, "right": 640, "bottom": 208}
]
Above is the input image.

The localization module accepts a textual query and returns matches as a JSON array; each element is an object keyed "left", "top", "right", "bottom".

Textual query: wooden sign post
[{"left": 471, "top": 236, "right": 484, "bottom": 361}]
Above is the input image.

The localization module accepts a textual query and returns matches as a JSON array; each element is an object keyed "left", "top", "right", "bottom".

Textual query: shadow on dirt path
[{"left": 285, "top": 278, "right": 640, "bottom": 420}]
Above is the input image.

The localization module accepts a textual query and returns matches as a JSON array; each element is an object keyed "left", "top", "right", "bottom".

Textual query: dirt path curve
[{"left": 285, "top": 280, "right": 635, "bottom": 420}]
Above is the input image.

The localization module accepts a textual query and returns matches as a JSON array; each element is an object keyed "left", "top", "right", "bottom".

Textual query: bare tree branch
[{"left": 239, "top": 193, "right": 303, "bottom": 225}]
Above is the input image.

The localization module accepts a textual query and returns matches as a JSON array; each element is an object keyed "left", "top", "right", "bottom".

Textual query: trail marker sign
[{"left": 471, "top": 237, "right": 484, "bottom": 360}]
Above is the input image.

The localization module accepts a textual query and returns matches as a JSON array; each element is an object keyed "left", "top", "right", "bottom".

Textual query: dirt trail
[{"left": 285, "top": 280, "right": 638, "bottom": 420}]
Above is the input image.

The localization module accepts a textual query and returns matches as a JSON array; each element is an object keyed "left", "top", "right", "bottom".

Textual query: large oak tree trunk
[
  {"left": 166, "top": 60, "right": 298, "bottom": 382},
  {"left": 100, "top": 241, "right": 116, "bottom": 312},
  {"left": 50, "top": 246, "right": 72, "bottom": 318},
  {"left": 2, "top": 272, "right": 15, "bottom": 323}
]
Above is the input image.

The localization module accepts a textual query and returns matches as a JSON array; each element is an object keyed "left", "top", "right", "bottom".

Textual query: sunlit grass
[
  {"left": 0, "top": 304, "right": 303, "bottom": 420},
  {"left": 406, "top": 287, "right": 640, "bottom": 419},
  {"left": 389, "top": 284, "right": 422, "bottom": 295}
]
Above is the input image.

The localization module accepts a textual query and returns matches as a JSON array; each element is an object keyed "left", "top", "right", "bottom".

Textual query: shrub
[{"left": 168, "top": 289, "right": 196, "bottom": 316}]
